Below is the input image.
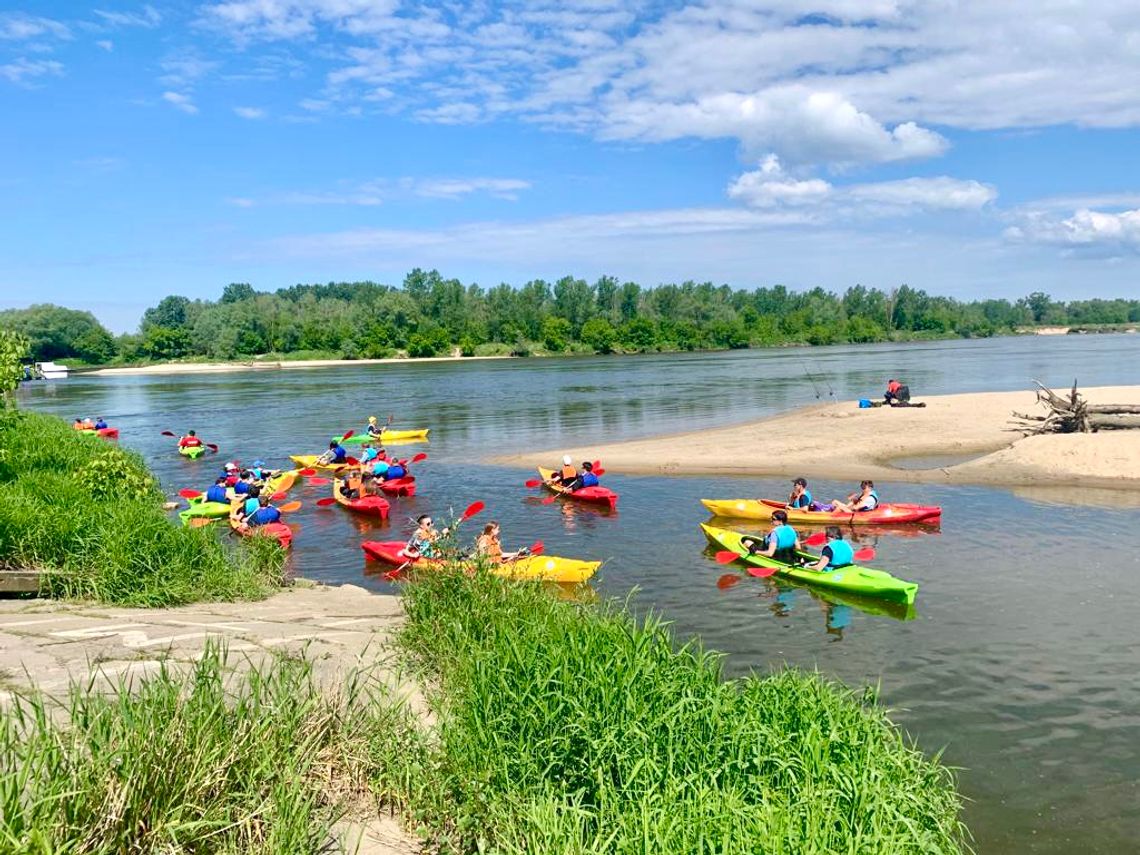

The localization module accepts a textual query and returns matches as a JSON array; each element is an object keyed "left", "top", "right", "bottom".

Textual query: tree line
[{"left": 2, "top": 271, "right": 1139, "bottom": 364}]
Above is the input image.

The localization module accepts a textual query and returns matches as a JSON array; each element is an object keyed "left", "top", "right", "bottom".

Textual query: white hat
[{"left": 562, "top": 455, "right": 572, "bottom": 465}]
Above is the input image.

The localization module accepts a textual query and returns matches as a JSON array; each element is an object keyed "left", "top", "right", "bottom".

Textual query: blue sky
[{"left": 3, "top": 1, "right": 1140, "bottom": 332}]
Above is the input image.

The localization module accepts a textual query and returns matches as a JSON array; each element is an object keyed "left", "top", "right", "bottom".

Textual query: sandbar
[
  {"left": 88, "top": 354, "right": 513, "bottom": 377},
  {"left": 494, "top": 386, "right": 1140, "bottom": 492}
]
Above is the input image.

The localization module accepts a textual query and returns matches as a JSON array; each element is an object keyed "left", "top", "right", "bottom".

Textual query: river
[{"left": 18, "top": 333, "right": 1140, "bottom": 853}]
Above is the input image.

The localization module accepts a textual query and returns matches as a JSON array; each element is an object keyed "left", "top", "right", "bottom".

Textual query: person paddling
[
  {"left": 830, "top": 480, "right": 879, "bottom": 514},
  {"left": 382, "top": 459, "right": 407, "bottom": 481},
  {"left": 178, "top": 430, "right": 203, "bottom": 449},
  {"left": 317, "top": 439, "right": 348, "bottom": 467},
  {"left": 787, "top": 477, "right": 812, "bottom": 509},
  {"left": 805, "top": 526, "right": 855, "bottom": 573},
  {"left": 72, "top": 418, "right": 85, "bottom": 430},
  {"left": 474, "top": 521, "right": 525, "bottom": 564},
  {"left": 742, "top": 510, "right": 801, "bottom": 563},
  {"left": 365, "top": 415, "right": 387, "bottom": 438},
  {"left": 404, "top": 514, "right": 444, "bottom": 559},
  {"left": 94, "top": 417, "right": 108, "bottom": 430},
  {"left": 575, "top": 461, "right": 599, "bottom": 490},
  {"left": 547, "top": 455, "right": 577, "bottom": 488},
  {"left": 205, "top": 476, "right": 229, "bottom": 505}
]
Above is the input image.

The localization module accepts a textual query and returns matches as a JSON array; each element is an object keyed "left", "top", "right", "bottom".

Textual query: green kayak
[
  {"left": 179, "top": 445, "right": 206, "bottom": 459},
  {"left": 700, "top": 523, "right": 918, "bottom": 605},
  {"left": 335, "top": 428, "right": 429, "bottom": 445},
  {"left": 179, "top": 499, "right": 232, "bottom": 525}
]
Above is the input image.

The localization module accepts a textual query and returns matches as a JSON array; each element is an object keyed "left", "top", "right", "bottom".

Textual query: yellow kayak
[
  {"left": 289, "top": 454, "right": 353, "bottom": 471},
  {"left": 361, "top": 541, "right": 600, "bottom": 584},
  {"left": 336, "top": 428, "right": 429, "bottom": 445},
  {"left": 700, "top": 499, "right": 942, "bottom": 525},
  {"left": 264, "top": 469, "right": 299, "bottom": 494}
]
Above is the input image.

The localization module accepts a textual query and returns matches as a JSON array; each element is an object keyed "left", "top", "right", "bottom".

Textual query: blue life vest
[
  {"left": 766, "top": 524, "right": 797, "bottom": 550},
  {"left": 823, "top": 539, "right": 854, "bottom": 568},
  {"left": 580, "top": 472, "right": 599, "bottom": 488},
  {"left": 249, "top": 506, "right": 281, "bottom": 526},
  {"left": 94, "top": 420, "right": 108, "bottom": 429},
  {"left": 233, "top": 481, "right": 250, "bottom": 495},
  {"left": 864, "top": 489, "right": 879, "bottom": 510},
  {"left": 386, "top": 464, "right": 406, "bottom": 480},
  {"left": 332, "top": 445, "right": 347, "bottom": 463},
  {"left": 790, "top": 489, "right": 812, "bottom": 508},
  {"left": 243, "top": 497, "right": 259, "bottom": 516},
  {"left": 372, "top": 460, "right": 390, "bottom": 476},
  {"left": 362, "top": 447, "right": 379, "bottom": 462},
  {"left": 205, "top": 485, "right": 228, "bottom": 504}
]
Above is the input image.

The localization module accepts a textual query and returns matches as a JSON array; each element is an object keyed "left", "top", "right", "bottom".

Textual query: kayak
[
  {"left": 536, "top": 467, "right": 618, "bottom": 510},
  {"left": 335, "top": 428, "right": 429, "bottom": 445},
  {"left": 700, "top": 498, "right": 942, "bottom": 525},
  {"left": 333, "top": 480, "right": 390, "bottom": 519},
  {"left": 376, "top": 475, "right": 416, "bottom": 497},
  {"left": 179, "top": 497, "right": 233, "bottom": 525},
  {"left": 78, "top": 427, "right": 119, "bottom": 439},
  {"left": 361, "top": 540, "right": 599, "bottom": 584},
  {"left": 288, "top": 454, "right": 353, "bottom": 471},
  {"left": 229, "top": 516, "right": 293, "bottom": 549},
  {"left": 263, "top": 469, "right": 299, "bottom": 495},
  {"left": 179, "top": 445, "right": 206, "bottom": 459},
  {"left": 701, "top": 523, "right": 918, "bottom": 605}
]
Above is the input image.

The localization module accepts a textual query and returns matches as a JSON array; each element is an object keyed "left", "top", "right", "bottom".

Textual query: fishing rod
[{"left": 799, "top": 359, "right": 823, "bottom": 399}]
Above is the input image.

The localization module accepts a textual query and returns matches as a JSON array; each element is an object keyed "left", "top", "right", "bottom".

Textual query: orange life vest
[{"left": 560, "top": 464, "right": 576, "bottom": 480}]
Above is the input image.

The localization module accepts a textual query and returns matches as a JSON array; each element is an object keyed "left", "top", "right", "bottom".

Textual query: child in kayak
[
  {"left": 404, "top": 514, "right": 443, "bottom": 559},
  {"left": 178, "top": 430, "right": 203, "bottom": 449},
  {"left": 576, "top": 461, "right": 599, "bottom": 490},
  {"left": 742, "top": 510, "right": 801, "bottom": 563},
  {"left": 365, "top": 416, "right": 388, "bottom": 438},
  {"left": 475, "top": 521, "right": 525, "bottom": 564},
  {"left": 205, "top": 476, "right": 229, "bottom": 505},
  {"left": 787, "top": 477, "right": 812, "bottom": 509},
  {"left": 232, "top": 486, "right": 262, "bottom": 522},
  {"left": 246, "top": 495, "right": 281, "bottom": 527},
  {"left": 830, "top": 480, "right": 879, "bottom": 514},
  {"left": 317, "top": 440, "right": 348, "bottom": 466},
  {"left": 72, "top": 418, "right": 85, "bottom": 430},
  {"left": 804, "top": 526, "right": 855, "bottom": 573},
  {"left": 548, "top": 455, "right": 578, "bottom": 488},
  {"left": 383, "top": 460, "right": 407, "bottom": 481},
  {"left": 94, "top": 417, "right": 108, "bottom": 430}
]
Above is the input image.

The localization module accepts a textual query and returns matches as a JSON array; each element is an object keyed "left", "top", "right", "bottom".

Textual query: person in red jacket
[{"left": 178, "top": 430, "right": 203, "bottom": 448}]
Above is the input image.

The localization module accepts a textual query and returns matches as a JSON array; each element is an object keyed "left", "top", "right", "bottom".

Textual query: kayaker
[
  {"left": 475, "top": 521, "right": 523, "bottom": 564},
  {"left": 82, "top": 417, "right": 95, "bottom": 429},
  {"left": 787, "top": 477, "right": 812, "bottom": 509},
  {"left": 222, "top": 461, "right": 240, "bottom": 487},
  {"left": 383, "top": 460, "right": 407, "bottom": 481},
  {"left": 830, "top": 480, "right": 880, "bottom": 514},
  {"left": 805, "top": 526, "right": 855, "bottom": 573},
  {"left": 94, "top": 417, "right": 108, "bottom": 430},
  {"left": 360, "top": 443, "right": 380, "bottom": 464},
  {"left": 232, "top": 485, "right": 262, "bottom": 521},
  {"left": 232, "top": 471, "right": 255, "bottom": 496},
  {"left": 742, "top": 510, "right": 801, "bottom": 562},
  {"left": 548, "top": 455, "right": 577, "bottom": 488},
  {"left": 317, "top": 440, "right": 348, "bottom": 467},
  {"left": 72, "top": 418, "right": 85, "bottom": 430},
  {"left": 205, "top": 476, "right": 229, "bottom": 505},
  {"left": 246, "top": 495, "right": 282, "bottom": 527},
  {"left": 403, "top": 514, "right": 443, "bottom": 559},
  {"left": 576, "top": 461, "right": 600, "bottom": 490},
  {"left": 178, "top": 430, "right": 203, "bottom": 449},
  {"left": 371, "top": 456, "right": 390, "bottom": 478}
]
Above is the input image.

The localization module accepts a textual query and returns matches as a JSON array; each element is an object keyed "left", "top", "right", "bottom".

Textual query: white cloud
[
  {"left": 236, "top": 175, "right": 533, "bottom": 206},
  {"left": 96, "top": 39, "right": 114, "bottom": 51},
  {"left": 846, "top": 177, "right": 997, "bottom": 211},
  {"left": 227, "top": 197, "right": 255, "bottom": 207},
  {"left": 0, "top": 14, "right": 70, "bottom": 41},
  {"left": 159, "top": 55, "right": 219, "bottom": 86},
  {"left": 413, "top": 178, "right": 532, "bottom": 200},
  {"left": 162, "top": 91, "right": 199, "bottom": 114},
  {"left": 94, "top": 6, "right": 161, "bottom": 29},
  {"left": 234, "top": 105, "right": 266, "bottom": 119},
  {"left": 0, "top": 58, "right": 64, "bottom": 85},
  {"left": 727, "top": 154, "right": 832, "bottom": 207},
  {"left": 1007, "top": 209, "right": 1140, "bottom": 250}
]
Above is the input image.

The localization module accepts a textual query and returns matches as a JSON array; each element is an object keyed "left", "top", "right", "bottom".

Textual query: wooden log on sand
[{"left": 1010, "top": 380, "right": 1140, "bottom": 434}]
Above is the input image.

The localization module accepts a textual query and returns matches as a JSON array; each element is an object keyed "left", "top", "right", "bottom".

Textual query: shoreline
[
  {"left": 86, "top": 354, "right": 514, "bottom": 377},
  {"left": 492, "top": 386, "right": 1140, "bottom": 492}
]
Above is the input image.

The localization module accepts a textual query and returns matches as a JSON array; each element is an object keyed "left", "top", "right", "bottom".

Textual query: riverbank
[
  {"left": 88, "top": 354, "right": 515, "bottom": 376},
  {"left": 495, "top": 385, "right": 1140, "bottom": 491}
]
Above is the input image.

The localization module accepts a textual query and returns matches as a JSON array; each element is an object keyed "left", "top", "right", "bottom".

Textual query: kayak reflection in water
[
  {"left": 829, "top": 480, "right": 879, "bottom": 514},
  {"left": 741, "top": 510, "right": 801, "bottom": 563}
]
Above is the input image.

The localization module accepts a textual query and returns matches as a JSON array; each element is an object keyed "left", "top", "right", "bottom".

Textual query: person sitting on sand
[
  {"left": 404, "top": 514, "right": 444, "bottom": 559},
  {"left": 246, "top": 494, "right": 281, "bottom": 528},
  {"left": 804, "top": 526, "right": 855, "bottom": 573},
  {"left": 205, "top": 476, "right": 229, "bottom": 505},
  {"left": 884, "top": 379, "right": 910, "bottom": 406},
  {"left": 178, "top": 430, "right": 202, "bottom": 449},
  {"left": 94, "top": 417, "right": 108, "bottom": 430},
  {"left": 742, "top": 510, "right": 801, "bottom": 563},
  {"left": 317, "top": 439, "right": 347, "bottom": 467},
  {"left": 788, "top": 477, "right": 812, "bottom": 509},
  {"left": 475, "top": 521, "right": 524, "bottom": 564},
  {"left": 575, "top": 461, "right": 600, "bottom": 490},
  {"left": 830, "top": 480, "right": 880, "bottom": 514}
]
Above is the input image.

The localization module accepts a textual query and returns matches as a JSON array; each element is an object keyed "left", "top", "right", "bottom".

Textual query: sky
[{"left": 3, "top": 1, "right": 1140, "bottom": 332}]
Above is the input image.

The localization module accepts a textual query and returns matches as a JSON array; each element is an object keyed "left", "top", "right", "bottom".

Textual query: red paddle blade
[
  {"left": 343, "top": 429, "right": 355, "bottom": 440},
  {"left": 460, "top": 501, "right": 485, "bottom": 521},
  {"left": 270, "top": 492, "right": 287, "bottom": 501},
  {"left": 277, "top": 501, "right": 302, "bottom": 513},
  {"left": 161, "top": 430, "right": 176, "bottom": 437},
  {"left": 346, "top": 457, "right": 360, "bottom": 466},
  {"left": 803, "top": 532, "right": 828, "bottom": 547},
  {"left": 715, "top": 550, "right": 742, "bottom": 565},
  {"left": 592, "top": 459, "right": 601, "bottom": 469},
  {"left": 853, "top": 547, "right": 876, "bottom": 561},
  {"left": 529, "top": 540, "right": 544, "bottom": 553},
  {"left": 541, "top": 494, "right": 560, "bottom": 505},
  {"left": 717, "top": 573, "right": 741, "bottom": 590},
  {"left": 524, "top": 479, "right": 542, "bottom": 488},
  {"left": 206, "top": 443, "right": 219, "bottom": 453},
  {"left": 411, "top": 452, "right": 427, "bottom": 463},
  {"left": 299, "top": 468, "right": 317, "bottom": 476},
  {"left": 593, "top": 468, "right": 606, "bottom": 476},
  {"left": 746, "top": 566, "right": 779, "bottom": 579},
  {"left": 178, "top": 489, "right": 202, "bottom": 500},
  {"left": 316, "top": 497, "right": 338, "bottom": 507},
  {"left": 308, "top": 477, "right": 330, "bottom": 486}
]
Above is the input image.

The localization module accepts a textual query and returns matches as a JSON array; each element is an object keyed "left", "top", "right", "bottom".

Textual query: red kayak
[
  {"left": 229, "top": 517, "right": 293, "bottom": 549},
  {"left": 537, "top": 467, "right": 618, "bottom": 510},
  {"left": 79, "top": 427, "right": 119, "bottom": 439},
  {"left": 334, "top": 481, "right": 390, "bottom": 519},
  {"left": 700, "top": 499, "right": 940, "bottom": 525},
  {"left": 377, "top": 475, "right": 416, "bottom": 497}
]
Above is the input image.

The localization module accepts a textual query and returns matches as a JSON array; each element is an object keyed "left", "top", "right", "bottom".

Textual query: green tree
[
  {"left": 0, "top": 304, "right": 117, "bottom": 362},
  {"left": 541, "top": 316, "right": 571, "bottom": 352},
  {"left": 0, "top": 328, "right": 30, "bottom": 410},
  {"left": 142, "top": 326, "right": 192, "bottom": 360},
  {"left": 142, "top": 295, "right": 191, "bottom": 331},
  {"left": 580, "top": 317, "right": 617, "bottom": 353},
  {"left": 619, "top": 317, "right": 658, "bottom": 352},
  {"left": 220, "top": 283, "right": 256, "bottom": 304}
]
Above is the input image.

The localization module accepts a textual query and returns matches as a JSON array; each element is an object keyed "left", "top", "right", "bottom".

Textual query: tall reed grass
[
  {"left": 0, "top": 644, "right": 416, "bottom": 853},
  {"left": 0, "top": 412, "right": 283, "bottom": 605},
  {"left": 392, "top": 570, "right": 970, "bottom": 853}
]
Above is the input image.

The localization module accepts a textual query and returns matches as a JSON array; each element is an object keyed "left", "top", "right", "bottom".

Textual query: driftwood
[{"left": 1010, "top": 380, "right": 1140, "bottom": 434}]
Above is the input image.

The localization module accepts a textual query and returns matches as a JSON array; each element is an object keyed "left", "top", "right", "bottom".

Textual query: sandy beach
[
  {"left": 494, "top": 386, "right": 1140, "bottom": 492},
  {"left": 88, "top": 354, "right": 513, "bottom": 376}
]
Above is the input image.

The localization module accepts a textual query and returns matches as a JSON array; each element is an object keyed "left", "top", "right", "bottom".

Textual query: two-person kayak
[
  {"left": 701, "top": 523, "right": 918, "bottom": 604},
  {"left": 229, "top": 516, "right": 293, "bottom": 549},
  {"left": 78, "top": 427, "right": 119, "bottom": 439},
  {"left": 536, "top": 467, "right": 618, "bottom": 510},
  {"left": 701, "top": 499, "right": 941, "bottom": 525},
  {"left": 333, "top": 479, "right": 390, "bottom": 519},
  {"left": 361, "top": 541, "right": 599, "bottom": 584},
  {"left": 335, "top": 428, "right": 429, "bottom": 444}
]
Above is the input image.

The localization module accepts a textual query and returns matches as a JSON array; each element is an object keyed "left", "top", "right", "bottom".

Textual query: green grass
[
  {"left": 388, "top": 571, "right": 970, "bottom": 854},
  {"left": 0, "top": 411, "right": 284, "bottom": 605},
  {"left": 0, "top": 644, "right": 415, "bottom": 854}
]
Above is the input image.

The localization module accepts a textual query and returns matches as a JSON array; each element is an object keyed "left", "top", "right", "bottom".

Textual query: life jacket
[
  {"left": 331, "top": 445, "right": 347, "bottom": 463},
  {"left": 205, "top": 485, "right": 228, "bottom": 504},
  {"left": 224, "top": 474, "right": 239, "bottom": 487},
  {"left": 243, "top": 497, "right": 259, "bottom": 516},
  {"left": 477, "top": 535, "right": 503, "bottom": 563},
  {"left": 887, "top": 380, "right": 901, "bottom": 395},
  {"left": 233, "top": 481, "right": 251, "bottom": 495},
  {"left": 862, "top": 489, "right": 879, "bottom": 510},
  {"left": 580, "top": 472, "right": 599, "bottom": 488},
  {"left": 386, "top": 465, "right": 406, "bottom": 480},
  {"left": 767, "top": 524, "right": 798, "bottom": 550},
  {"left": 823, "top": 539, "right": 854, "bottom": 568},
  {"left": 560, "top": 464, "right": 576, "bottom": 480},
  {"left": 371, "top": 460, "right": 390, "bottom": 476},
  {"left": 180, "top": 436, "right": 202, "bottom": 447},
  {"left": 249, "top": 506, "right": 281, "bottom": 526},
  {"left": 94, "top": 420, "right": 107, "bottom": 429},
  {"left": 790, "top": 489, "right": 812, "bottom": 508}
]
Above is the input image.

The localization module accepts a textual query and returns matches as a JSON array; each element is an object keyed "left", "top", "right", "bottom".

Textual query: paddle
[
  {"left": 342, "top": 430, "right": 355, "bottom": 441},
  {"left": 717, "top": 573, "right": 741, "bottom": 590},
  {"left": 854, "top": 547, "right": 876, "bottom": 561},
  {"left": 299, "top": 468, "right": 317, "bottom": 476},
  {"left": 308, "top": 477, "right": 331, "bottom": 486},
  {"left": 206, "top": 443, "right": 219, "bottom": 453},
  {"left": 277, "top": 501, "right": 302, "bottom": 513},
  {"left": 460, "top": 501, "right": 485, "bottom": 522},
  {"left": 270, "top": 492, "right": 287, "bottom": 501},
  {"left": 316, "top": 497, "right": 338, "bottom": 507},
  {"left": 526, "top": 539, "right": 544, "bottom": 556},
  {"left": 525, "top": 479, "right": 543, "bottom": 488},
  {"left": 161, "top": 430, "right": 176, "bottom": 437},
  {"left": 745, "top": 565, "right": 780, "bottom": 579},
  {"left": 715, "top": 550, "right": 744, "bottom": 565},
  {"left": 189, "top": 517, "right": 219, "bottom": 528},
  {"left": 804, "top": 532, "right": 828, "bottom": 547},
  {"left": 178, "top": 489, "right": 203, "bottom": 500}
]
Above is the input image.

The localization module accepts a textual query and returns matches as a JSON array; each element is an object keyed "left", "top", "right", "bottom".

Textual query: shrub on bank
[
  {"left": 0, "top": 412, "right": 284, "bottom": 605},
  {"left": 393, "top": 571, "right": 969, "bottom": 854}
]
